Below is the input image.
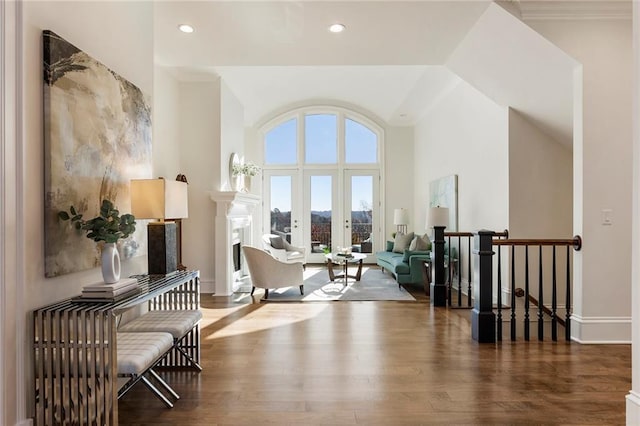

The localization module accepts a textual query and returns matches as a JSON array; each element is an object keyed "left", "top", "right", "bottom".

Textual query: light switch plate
[{"left": 602, "top": 209, "right": 613, "bottom": 225}]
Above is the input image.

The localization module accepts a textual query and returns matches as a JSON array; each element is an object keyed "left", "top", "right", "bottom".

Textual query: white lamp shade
[
  {"left": 130, "top": 179, "right": 189, "bottom": 220},
  {"left": 427, "top": 206, "right": 449, "bottom": 228},
  {"left": 393, "top": 208, "right": 409, "bottom": 225}
]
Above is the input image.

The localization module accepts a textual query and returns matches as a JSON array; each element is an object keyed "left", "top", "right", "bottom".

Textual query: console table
[{"left": 32, "top": 270, "right": 200, "bottom": 426}]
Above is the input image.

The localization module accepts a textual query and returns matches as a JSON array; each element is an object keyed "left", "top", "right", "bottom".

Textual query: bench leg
[
  {"left": 148, "top": 369, "right": 180, "bottom": 400},
  {"left": 175, "top": 345, "right": 203, "bottom": 371},
  {"left": 140, "top": 375, "right": 174, "bottom": 408}
]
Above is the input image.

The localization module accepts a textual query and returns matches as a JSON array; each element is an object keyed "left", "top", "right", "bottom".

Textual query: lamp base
[{"left": 147, "top": 222, "right": 177, "bottom": 275}]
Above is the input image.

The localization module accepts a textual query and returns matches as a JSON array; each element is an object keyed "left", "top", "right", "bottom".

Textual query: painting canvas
[
  {"left": 43, "top": 30, "right": 152, "bottom": 278},
  {"left": 429, "top": 175, "right": 458, "bottom": 232}
]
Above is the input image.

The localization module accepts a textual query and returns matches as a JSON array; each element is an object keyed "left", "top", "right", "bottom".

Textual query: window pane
[
  {"left": 270, "top": 176, "right": 291, "bottom": 242},
  {"left": 345, "top": 119, "right": 377, "bottom": 163},
  {"left": 351, "top": 176, "right": 373, "bottom": 253},
  {"left": 305, "top": 114, "right": 337, "bottom": 164},
  {"left": 265, "top": 118, "right": 297, "bottom": 165},
  {"left": 310, "top": 175, "right": 332, "bottom": 253}
]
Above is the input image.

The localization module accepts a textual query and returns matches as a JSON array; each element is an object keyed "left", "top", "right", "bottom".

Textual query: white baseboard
[
  {"left": 199, "top": 278, "right": 215, "bottom": 294},
  {"left": 627, "top": 391, "right": 640, "bottom": 424},
  {"left": 571, "top": 314, "right": 631, "bottom": 343}
]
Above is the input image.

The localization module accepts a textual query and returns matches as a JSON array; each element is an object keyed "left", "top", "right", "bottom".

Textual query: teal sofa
[{"left": 376, "top": 241, "right": 431, "bottom": 285}]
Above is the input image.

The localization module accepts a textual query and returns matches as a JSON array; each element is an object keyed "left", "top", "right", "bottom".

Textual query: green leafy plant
[
  {"left": 232, "top": 161, "right": 261, "bottom": 177},
  {"left": 58, "top": 199, "right": 136, "bottom": 244}
]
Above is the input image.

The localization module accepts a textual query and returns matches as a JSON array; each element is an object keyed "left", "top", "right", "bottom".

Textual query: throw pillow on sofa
[
  {"left": 409, "top": 233, "right": 431, "bottom": 251},
  {"left": 269, "top": 236, "right": 285, "bottom": 249},
  {"left": 392, "top": 232, "right": 414, "bottom": 253}
]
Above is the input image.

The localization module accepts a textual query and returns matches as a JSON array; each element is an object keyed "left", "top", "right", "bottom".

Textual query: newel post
[
  {"left": 472, "top": 230, "right": 496, "bottom": 342},
  {"left": 430, "top": 225, "right": 447, "bottom": 307}
]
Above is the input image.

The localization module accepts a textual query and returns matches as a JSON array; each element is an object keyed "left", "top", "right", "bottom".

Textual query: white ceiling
[
  {"left": 153, "top": 1, "right": 630, "bottom": 145},
  {"left": 155, "top": 0, "right": 490, "bottom": 126}
]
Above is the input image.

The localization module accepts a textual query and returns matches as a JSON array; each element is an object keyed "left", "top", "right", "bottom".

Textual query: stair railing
[
  {"left": 472, "top": 231, "right": 582, "bottom": 343},
  {"left": 444, "top": 230, "right": 508, "bottom": 308}
]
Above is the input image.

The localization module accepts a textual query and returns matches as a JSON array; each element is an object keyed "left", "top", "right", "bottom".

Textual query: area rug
[{"left": 235, "top": 267, "right": 416, "bottom": 302}]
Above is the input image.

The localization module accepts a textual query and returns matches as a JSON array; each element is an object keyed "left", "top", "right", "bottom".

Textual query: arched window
[{"left": 261, "top": 107, "right": 383, "bottom": 262}]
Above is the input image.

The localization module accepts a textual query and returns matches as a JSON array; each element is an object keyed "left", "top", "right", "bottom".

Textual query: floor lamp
[{"left": 131, "top": 178, "right": 189, "bottom": 275}]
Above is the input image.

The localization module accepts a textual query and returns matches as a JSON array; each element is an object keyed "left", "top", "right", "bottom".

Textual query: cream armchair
[
  {"left": 262, "top": 234, "right": 306, "bottom": 266},
  {"left": 242, "top": 246, "right": 304, "bottom": 300}
]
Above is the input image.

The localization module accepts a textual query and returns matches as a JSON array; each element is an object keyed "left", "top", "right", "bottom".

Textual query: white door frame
[
  {"left": 303, "top": 169, "right": 339, "bottom": 263},
  {"left": 344, "top": 169, "right": 380, "bottom": 262},
  {"left": 262, "top": 169, "right": 303, "bottom": 246}
]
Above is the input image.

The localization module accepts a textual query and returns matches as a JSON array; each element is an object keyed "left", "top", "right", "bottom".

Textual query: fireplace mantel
[
  {"left": 211, "top": 191, "right": 262, "bottom": 206},
  {"left": 210, "top": 190, "right": 261, "bottom": 295}
]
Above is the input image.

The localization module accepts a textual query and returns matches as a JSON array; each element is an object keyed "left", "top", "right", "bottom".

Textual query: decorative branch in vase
[{"left": 58, "top": 199, "right": 136, "bottom": 283}]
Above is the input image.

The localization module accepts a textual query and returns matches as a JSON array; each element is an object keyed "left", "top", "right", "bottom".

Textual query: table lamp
[
  {"left": 393, "top": 208, "right": 409, "bottom": 234},
  {"left": 131, "top": 178, "right": 188, "bottom": 275},
  {"left": 427, "top": 206, "right": 449, "bottom": 232}
]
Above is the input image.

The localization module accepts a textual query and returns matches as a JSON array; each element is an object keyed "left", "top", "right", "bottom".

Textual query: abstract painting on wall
[
  {"left": 43, "top": 30, "right": 152, "bottom": 278},
  {"left": 429, "top": 174, "right": 458, "bottom": 232}
]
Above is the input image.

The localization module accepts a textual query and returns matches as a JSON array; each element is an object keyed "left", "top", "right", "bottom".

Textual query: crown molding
[{"left": 519, "top": 0, "right": 632, "bottom": 21}]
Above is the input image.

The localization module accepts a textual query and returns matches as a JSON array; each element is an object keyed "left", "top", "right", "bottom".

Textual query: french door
[
  {"left": 265, "top": 169, "right": 380, "bottom": 263},
  {"left": 343, "top": 170, "right": 379, "bottom": 261},
  {"left": 263, "top": 170, "right": 302, "bottom": 247}
]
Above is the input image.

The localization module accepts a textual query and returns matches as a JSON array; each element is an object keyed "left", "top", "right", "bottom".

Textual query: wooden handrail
[
  {"left": 444, "top": 230, "right": 509, "bottom": 238},
  {"left": 493, "top": 236, "right": 582, "bottom": 251},
  {"left": 527, "top": 293, "right": 567, "bottom": 327},
  {"left": 444, "top": 232, "right": 474, "bottom": 237}
]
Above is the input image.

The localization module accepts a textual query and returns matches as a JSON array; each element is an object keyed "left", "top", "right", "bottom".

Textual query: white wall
[
  {"left": 244, "top": 125, "right": 263, "bottom": 246},
  {"left": 220, "top": 81, "right": 246, "bottom": 191},
  {"left": 3, "top": 2, "right": 22, "bottom": 424},
  {"left": 508, "top": 108, "right": 573, "bottom": 308},
  {"left": 414, "top": 80, "right": 509, "bottom": 236},
  {"left": 153, "top": 67, "right": 181, "bottom": 179},
  {"left": 385, "top": 125, "right": 415, "bottom": 239},
  {"left": 20, "top": 1, "right": 154, "bottom": 422},
  {"left": 528, "top": 18, "right": 633, "bottom": 342},
  {"left": 627, "top": 3, "right": 640, "bottom": 422},
  {"left": 179, "top": 81, "right": 221, "bottom": 293},
  {"left": 508, "top": 108, "right": 573, "bottom": 239}
]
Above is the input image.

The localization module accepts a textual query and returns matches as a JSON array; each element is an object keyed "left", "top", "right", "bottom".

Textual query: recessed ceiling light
[
  {"left": 178, "top": 24, "right": 195, "bottom": 34},
  {"left": 328, "top": 23, "right": 346, "bottom": 33}
]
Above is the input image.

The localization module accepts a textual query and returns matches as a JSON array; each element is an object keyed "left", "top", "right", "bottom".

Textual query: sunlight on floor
[
  {"left": 203, "top": 303, "right": 330, "bottom": 340},
  {"left": 198, "top": 304, "right": 247, "bottom": 329}
]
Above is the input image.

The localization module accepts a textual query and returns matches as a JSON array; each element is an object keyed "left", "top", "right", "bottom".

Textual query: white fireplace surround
[{"left": 210, "top": 190, "right": 261, "bottom": 295}]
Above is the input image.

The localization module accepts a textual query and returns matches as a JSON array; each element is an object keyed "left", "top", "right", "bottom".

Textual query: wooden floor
[{"left": 118, "top": 274, "right": 630, "bottom": 425}]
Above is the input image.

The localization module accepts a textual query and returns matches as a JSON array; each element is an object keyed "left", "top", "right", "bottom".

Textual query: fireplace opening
[{"left": 233, "top": 242, "right": 241, "bottom": 272}]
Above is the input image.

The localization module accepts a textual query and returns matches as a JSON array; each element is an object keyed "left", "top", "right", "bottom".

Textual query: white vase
[
  {"left": 244, "top": 176, "right": 251, "bottom": 193},
  {"left": 101, "top": 243, "right": 121, "bottom": 284},
  {"left": 232, "top": 175, "right": 242, "bottom": 191}
]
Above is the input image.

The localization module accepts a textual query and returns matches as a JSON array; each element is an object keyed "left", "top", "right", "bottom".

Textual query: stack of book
[{"left": 80, "top": 277, "right": 140, "bottom": 301}]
